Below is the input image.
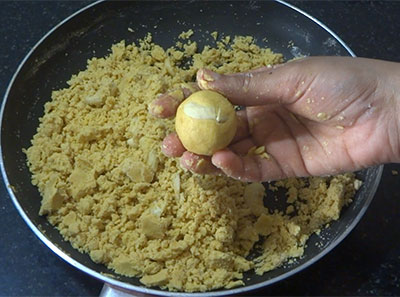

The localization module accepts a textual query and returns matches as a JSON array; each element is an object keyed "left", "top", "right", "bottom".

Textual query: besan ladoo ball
[{"left": 175, "top": 90, "right": 237, "bottom": 156}]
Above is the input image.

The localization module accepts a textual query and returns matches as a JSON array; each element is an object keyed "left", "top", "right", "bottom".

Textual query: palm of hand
[{"left": 238, "top": 68, "right": 390, "bottom": 181}]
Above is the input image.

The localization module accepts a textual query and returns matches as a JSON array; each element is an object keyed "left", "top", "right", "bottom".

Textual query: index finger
[
  {"left": 211, "top": 149, "right": 286, "bottom": 182},
  {"left": 148, "top": 83, "right": 200, "bottom": 118}
]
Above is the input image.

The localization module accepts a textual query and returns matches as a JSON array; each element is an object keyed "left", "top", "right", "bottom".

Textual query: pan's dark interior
[{"left": 1, "top": 1, "right": 382, "bottom": 293}]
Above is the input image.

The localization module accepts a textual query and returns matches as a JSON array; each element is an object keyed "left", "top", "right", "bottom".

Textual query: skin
[{"left": 150, "top": 56, "right": 400, "bottom": 182}]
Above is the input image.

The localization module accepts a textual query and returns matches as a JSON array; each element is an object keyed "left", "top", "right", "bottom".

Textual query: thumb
[{"left": 196, "top": 61, "right": 308, "bottom": 106}]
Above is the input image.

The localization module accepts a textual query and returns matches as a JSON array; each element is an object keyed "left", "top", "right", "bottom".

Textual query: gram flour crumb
[{"left": 25, "top": 31, "right": 360, "bottom": 292}]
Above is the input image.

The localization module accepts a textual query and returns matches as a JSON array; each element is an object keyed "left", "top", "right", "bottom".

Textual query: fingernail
[
  {"left": 197, "top": 69, "right": 220, "bottom": 90},
  {"left": 180, "top": 157, "right": 195, "bottom": 171},
  {"left": 211, "top": 157, "right": 223, "bottom": 169},
  {"left": 161, "top": 143, "right": 169, "bottom": 155},
  {"left": 148, "top": 101, "right": 164, "bottom": 116},
  {"left": 211, "top": 150, "right": 231, "bottom": 170},
  {"left": 203, "top": 71, "right": 216, "bottom": 82}
]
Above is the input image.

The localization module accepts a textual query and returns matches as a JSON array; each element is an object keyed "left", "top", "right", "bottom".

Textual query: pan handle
[{"left": 100, "top": 283, "right": 158, "bottom": 297}]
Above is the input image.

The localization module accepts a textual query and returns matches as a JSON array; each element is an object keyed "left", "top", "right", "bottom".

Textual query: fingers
[
  {"left": 162, "top": 131, "right": 294, "bottom": 181},
  {"left": 161, "top": 133, "right": 221, "bottom": 175},
  {"left": 149, "top": 83, "right": 200, "bottom": 118},
  {"left": 161, "top": 133, "right": 249, "bottom": 176},
  {"left": 148, "top": 89, "right": 183, "bottom": 118},
  {"left": 161, "top": 133, "right": 186, "bottom": 157},
  {"left": 175, "top": 145, "right": 302, "bottom": 182},
  {"left": 196, "top": 60, "right": 309, "bottom": 107},
  {"left": 212, "top": 149, "right": 290, "bottom": 182},
  {"left": 178, "top": 148, "right": 288, "bottom": 182},
  {"left": 211, "top": 150, "right": 262, "bottom": 182},
  {"left": 180, "top": 151, "right": 221, "bottom": 175}
]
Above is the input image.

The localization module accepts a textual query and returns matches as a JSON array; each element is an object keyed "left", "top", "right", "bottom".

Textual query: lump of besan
[{"left": 175, "top": 90, "right": 237, "bottom": 156}]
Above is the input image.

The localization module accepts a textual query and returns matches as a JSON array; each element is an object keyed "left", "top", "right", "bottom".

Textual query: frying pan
[{"left": 1, "top": 1, "right": 383, "bottom": 296}]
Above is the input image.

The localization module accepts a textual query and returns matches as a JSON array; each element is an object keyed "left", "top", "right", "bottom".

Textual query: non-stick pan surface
[{"left": 1, "top": 1, "right": 383, "bottom": 296}]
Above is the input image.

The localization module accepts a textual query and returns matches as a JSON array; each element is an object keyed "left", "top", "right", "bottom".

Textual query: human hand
[{"left": 150, "top": 57, "right": 400, "bottom": 182}]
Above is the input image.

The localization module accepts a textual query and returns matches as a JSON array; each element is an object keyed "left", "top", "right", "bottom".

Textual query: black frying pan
[{"left": 1, "top": 1, "right": 383, "bottom": 296}]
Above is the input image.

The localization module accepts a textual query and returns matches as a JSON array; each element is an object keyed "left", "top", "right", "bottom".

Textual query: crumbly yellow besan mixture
[{"left": 25, "top": 32, "right": 359, "bottom": 292}]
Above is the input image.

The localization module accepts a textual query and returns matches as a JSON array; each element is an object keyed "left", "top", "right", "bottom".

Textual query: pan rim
[{"left": 0, "top": 0, "right": 382, "bottom": 296}]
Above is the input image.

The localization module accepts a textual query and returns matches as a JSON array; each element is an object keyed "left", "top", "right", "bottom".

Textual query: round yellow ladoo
[{"left": 175, "top": 90, "right": 237, "bottom": 156}]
